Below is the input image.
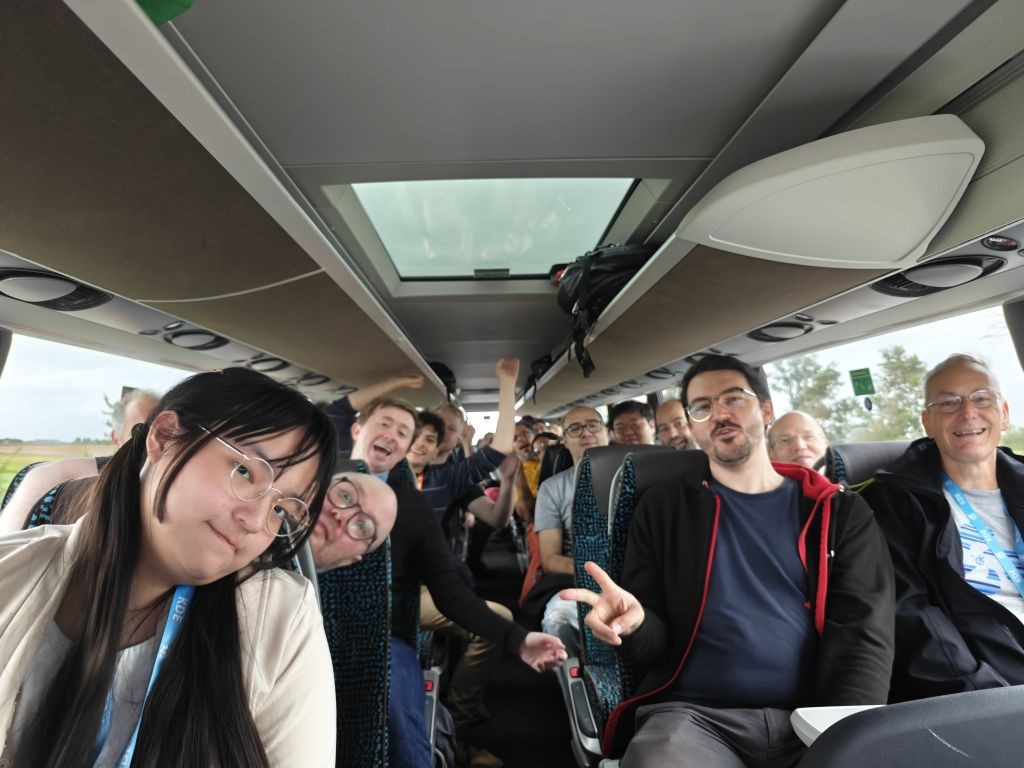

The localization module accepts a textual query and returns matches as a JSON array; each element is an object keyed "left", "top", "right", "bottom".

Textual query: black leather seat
[
  {"left": 824, "top": 440, "right": 911, "bottom": 487},
  {"left": 798, "top": 686, "right": 1024, "bottom": 767}
]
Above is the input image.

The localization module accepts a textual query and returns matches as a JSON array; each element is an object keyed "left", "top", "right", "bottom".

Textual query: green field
[{"left": 0, "top": 443, "right": 115, "bottom": 502}]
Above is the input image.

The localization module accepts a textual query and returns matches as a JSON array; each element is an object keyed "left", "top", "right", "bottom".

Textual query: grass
[{"left": 0, "top": 442, "right": 115, "bottom": 502}]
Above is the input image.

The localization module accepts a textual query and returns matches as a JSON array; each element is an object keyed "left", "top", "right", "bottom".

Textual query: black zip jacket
[
  {"left": 606, "top": 455, "right": 894, "bottom": 756},
  {"left": 861, "top": 438, "right": 1024, "bottom": 702}
]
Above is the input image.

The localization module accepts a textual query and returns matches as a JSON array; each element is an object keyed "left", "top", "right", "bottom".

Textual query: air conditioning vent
[
  {"left": 748, "top": 322, "right": 812, "bottom": 343},
  {"left": 871, "top": 255, "right": 1004, "bottom": 297},
  {"left": 164, "top": 330, "right": 229, "bottom": 351}
]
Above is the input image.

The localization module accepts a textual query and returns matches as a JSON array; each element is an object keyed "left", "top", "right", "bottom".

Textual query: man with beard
[
  {"left": 655, "top": 399, "right": 697, "bottom": 450},
  {"left": 561, "top": 355, "right": 894, "bottom": 767}
]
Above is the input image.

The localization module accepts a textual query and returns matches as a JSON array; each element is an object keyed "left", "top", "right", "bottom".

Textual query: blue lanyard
[
  {"left": 943, "top": 474, "right": 1024, "bottom": 598},
  {"left": 93, "top": 585, "right": 194, "bottom": 766}
]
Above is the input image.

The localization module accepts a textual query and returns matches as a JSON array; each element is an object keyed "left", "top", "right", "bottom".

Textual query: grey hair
[
  {"left": 111, "top": 388, "right": 160, "bottom": 434},
  {"left": 924, "top": 354, "right": 1000, "bottom": 401}
]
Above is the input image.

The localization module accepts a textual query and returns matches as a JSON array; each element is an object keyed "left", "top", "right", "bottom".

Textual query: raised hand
[
  {"left": 518, "top": 631, "right": 568, "bottom": 672},
  {"left": 389, "top": 373, "right": 425, "bottom": 390},
  {"left": 495, "top": 357, "right": 521, "bottom": 382},
  {"left": 497, "top": 452, "right": 521, "bottom": 481},
  {"left": 559, "top": 561, "right": 644, "bottom": 647}
]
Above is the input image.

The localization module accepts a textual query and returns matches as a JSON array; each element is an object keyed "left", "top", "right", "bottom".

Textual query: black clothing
[
  {"left": 388, "top": 482, "right": 527, "bottom": 658},
  {"left": 861, "top": 438, "right": 1024, "bottom": 701},
  {"left": 606, "top": 455, "right": 895, "bottom": 756}
]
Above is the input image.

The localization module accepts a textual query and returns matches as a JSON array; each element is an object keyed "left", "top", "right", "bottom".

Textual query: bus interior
[{"left": 6, "top": 1, "right": 1024, "bottom": 766}]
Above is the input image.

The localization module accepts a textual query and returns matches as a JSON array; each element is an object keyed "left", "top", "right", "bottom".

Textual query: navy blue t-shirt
[{"left": 671, "top": 477, "right": 817, "bottom": 708}]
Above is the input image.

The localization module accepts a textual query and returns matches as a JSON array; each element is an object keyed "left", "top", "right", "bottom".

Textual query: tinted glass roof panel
[{"left": 347, "top": 178, "right": 633, "bottom": 279}]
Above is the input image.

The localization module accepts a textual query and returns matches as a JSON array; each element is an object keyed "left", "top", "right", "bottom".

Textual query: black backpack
[{"left": 555, "top": 243, "right": 655, "bottom": 376}]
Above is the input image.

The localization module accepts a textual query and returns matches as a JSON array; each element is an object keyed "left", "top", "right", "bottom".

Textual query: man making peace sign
[{"left": 562, "top": 355, "right": 895, "bottom": 767}]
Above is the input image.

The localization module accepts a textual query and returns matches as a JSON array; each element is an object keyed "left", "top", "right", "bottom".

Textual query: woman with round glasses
[{"left": 0, "top": 367, "right": 337, "bottom": 768}]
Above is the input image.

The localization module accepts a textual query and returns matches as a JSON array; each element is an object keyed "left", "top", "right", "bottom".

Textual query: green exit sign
[{"left": 850, "top": 368, "right": 875, "bottom": 396}]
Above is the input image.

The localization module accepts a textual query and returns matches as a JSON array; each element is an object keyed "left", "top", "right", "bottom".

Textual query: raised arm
[
  {"left": 466, "top": 454, "right": 520, "bottom": 529},
  {"left": 347, "top": 373, "right": 425, "bottom": 413},
  {"left": 491, "top": 357, "right": 519, "bottom": 455}
]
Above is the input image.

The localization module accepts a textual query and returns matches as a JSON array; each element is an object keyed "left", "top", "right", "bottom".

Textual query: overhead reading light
[
  {"left": 0, "top": 269, "right": 111, "bottom": 311},
  {"left": 164, "top": 330, "right": 229, "bottom": 351},
  {"left": 794, "top": 313, "right": 814, "bottom": 322},
  {"left": 163, "top": 320, "right": 185, "bottom": 331},
  {"left": 748, "top": 323, "right": 812, "bottom": 342},
  {"left": 981, "top": 235, "right": 1019, "bottom": 251},
  {"left": 298, "top": 374, "right": 330, "bottom": 387}
]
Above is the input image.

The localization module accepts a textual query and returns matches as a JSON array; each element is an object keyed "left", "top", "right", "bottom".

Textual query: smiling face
[
  {"left": 407, "top": 424, "right": 439, "bottom": 474},
  {"left": 768, "top": 411, "right": 828, "bottom": 468},
  {"left": 655, "top": 400, "right": 696, "bottom": 449},
  {"left": 922, "top": 360, "right": 1009, "bottom": 473},
  {"left": 309, "top": 473, "right": 398, "bottom": 570},
  {"left": 686, "top": 369, "right": 773, "bottom": 469},
  {"left": 562, "top": 407, "right": 609, "bottom": 463},
  {"left": 139, "top": 412, "right": 320, "bottom": 588},
  {"left": 513, "top": 423, "right": 535, "bottom": 460},
  {"left": 436, "top": 407, "right": 464, "bottom": 454},
  {"left": 351, "top": 405, "right": 416, "bottom": 474}
]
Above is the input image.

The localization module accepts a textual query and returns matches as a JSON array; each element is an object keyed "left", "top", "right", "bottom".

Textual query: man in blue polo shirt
[{"left": 563, "top": 354, "right": 894, "bottom": 766}]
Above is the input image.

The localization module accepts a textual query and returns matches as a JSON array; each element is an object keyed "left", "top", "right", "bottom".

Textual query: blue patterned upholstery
[
  {"left": 319, "top": 546, "right": 392, "bottom": 767},
  {"left": 23, "top": 482, "right": 67, "bottom": 528},
  {"left": 1, "top": 461, "right": 44, "bottom": 510},
  {"left": 318, "top": 457, "right": 392, "bottom": 766}
]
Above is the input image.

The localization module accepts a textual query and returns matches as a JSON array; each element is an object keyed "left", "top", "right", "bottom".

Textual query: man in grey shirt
[{"left": 535, "top": 405, "right": 609, "bottom": 654}]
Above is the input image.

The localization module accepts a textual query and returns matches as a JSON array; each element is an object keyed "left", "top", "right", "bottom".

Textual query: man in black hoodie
[
  {"left": 861, "top": 353, "right": 1024, "bottom": 702},
  {"left": 563, "top": 355, "right": 894, "bottom": 767}
]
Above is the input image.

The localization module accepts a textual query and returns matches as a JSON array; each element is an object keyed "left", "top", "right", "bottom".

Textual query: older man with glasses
[
  {"left": 561, "top": 354, "right": 894, "bottom": 767},
  {"left": 861, "top": 353, "right": 1024, "bottom": 702}
]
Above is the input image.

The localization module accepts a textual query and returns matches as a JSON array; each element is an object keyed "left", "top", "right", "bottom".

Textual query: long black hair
[{"left": 14, "top": 367, "right": 336, "bottom": 768}]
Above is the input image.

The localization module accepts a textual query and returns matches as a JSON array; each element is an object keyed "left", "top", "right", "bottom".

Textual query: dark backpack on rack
[{"left": 555, "top": 243, "right": 655, "bottom": 376}]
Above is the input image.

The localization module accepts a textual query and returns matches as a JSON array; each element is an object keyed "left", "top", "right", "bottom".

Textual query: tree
[
  {"left": 860, "top": 345, "right": 928, "bottom": 441},
  {"left": 1002, "top": 425, "right": 1024, "bottom": 454},
  {"left": 768, "top": 355, "right": 867, "bottom": 443}
]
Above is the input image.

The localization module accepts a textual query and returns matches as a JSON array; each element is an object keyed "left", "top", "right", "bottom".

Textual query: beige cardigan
[{"left": 0, "top": 520, "right": 336, "bottom": 767}]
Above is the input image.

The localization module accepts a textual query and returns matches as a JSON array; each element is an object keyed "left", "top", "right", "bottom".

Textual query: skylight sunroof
[{"left": 344, "top": 178, "right": 633, "bottom": 279}]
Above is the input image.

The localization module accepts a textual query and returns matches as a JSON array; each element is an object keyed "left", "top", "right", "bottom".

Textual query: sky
[{"left": 1, "top": 303, "right": 1023, "bottom": 441}]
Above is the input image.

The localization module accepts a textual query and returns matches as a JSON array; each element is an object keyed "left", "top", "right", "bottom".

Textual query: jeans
[{"left": 388, "top": 636, "right": 432, "bottom": 768}]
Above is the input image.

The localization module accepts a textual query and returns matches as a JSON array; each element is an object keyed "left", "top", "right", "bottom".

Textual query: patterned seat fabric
[
  {"left": 319, "top": 544, "right": 392, "bottom": 768},
  {"left": 23, "top": 481, "right": 68, "bottom": 528},
  {"left": 572, "top": 455, "right": 616, "bottom": 668},
  {"left": 1, "top": 461, "right": 44, "bottom": 510}
]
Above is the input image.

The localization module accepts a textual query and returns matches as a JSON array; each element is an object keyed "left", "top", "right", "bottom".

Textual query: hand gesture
[
  {"left": 559, "top": 561, "right": 644, "bottom": 647},
  {"left": 463, "top": 424, "right": 476, "bottom": 444},
  {"left": 495, "top": 357, "right": 520, "bottom": 382},
  {"left": 479, "top": 432, "right": 494, "bottom": 449},
  {"left": 390, "top": 373, "right": 425, "bottom": 390},
  {"left": 518, "top": 631, "right": 568, "bottom": 672},
  {"left": 498, "top": 452, "right": 521, "bottom": 481}
]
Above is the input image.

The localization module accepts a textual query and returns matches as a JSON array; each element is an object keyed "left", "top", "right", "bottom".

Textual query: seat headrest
[
  {"left": 539, "top": 444, "right": 573, "bottom": 485},
  {"left": 826, "top": 441, "right": 911, "bottom": 486},
  {"left": 630, "top": 448, "right": 699, "bottom": 497},
  {"left": 584, "top": 444, "right": 668, "bottom": 517}
]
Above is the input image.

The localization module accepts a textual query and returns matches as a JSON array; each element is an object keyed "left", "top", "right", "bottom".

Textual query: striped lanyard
[
  {"left": 93, "top": 584, "right": 194, "bottom": 767},
  {"left": 943, "top": 474, "right": 1024, "bottom": 599}
]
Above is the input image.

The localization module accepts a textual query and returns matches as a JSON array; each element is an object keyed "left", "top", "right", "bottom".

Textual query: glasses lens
[
  {"left": 565, "top": 425, "right": 583, "bottom": 438},
  {"left": 268, "top": 497, "right": 311, "bottom": 537},
  {"left": 687, "top": 402, "right": 712, "bottom": 422},
  {"left": 329, "top": 480, "right": 359, "bottom": 509},
  {"left": 347, "top": 512, "right": 376, "bottom": 542},
  {"left": 969, "top": 389, "right": 997, "bottom": 408},
  {"left": 229, "top": 457, "right": 274, "bottom": 501}
]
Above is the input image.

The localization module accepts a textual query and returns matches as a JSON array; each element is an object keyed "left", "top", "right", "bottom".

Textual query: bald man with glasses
[
  {"left": 561, "top": 355, "right": 894, "bottom": 767},
  {"left": 862, "top": 353, "right": 1024, "bottom": 702}
]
